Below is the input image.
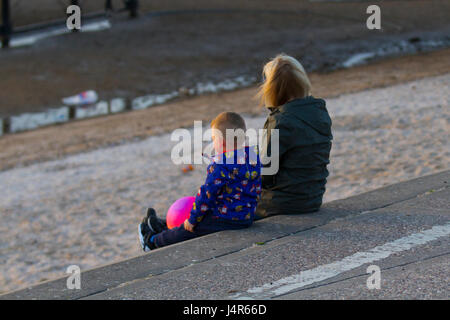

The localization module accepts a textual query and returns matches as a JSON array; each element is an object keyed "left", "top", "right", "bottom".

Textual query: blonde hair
[
  {"left": 257, "top": 54, "right": 311, "bottom": 107},
  {"left": 211, "top": 112, "right": 246, "bottom": 149},
  {"left": 211, "top": 112, "right": 246, "bottom": 134}
]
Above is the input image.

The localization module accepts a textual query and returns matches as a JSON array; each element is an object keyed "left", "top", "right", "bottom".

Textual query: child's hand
[{"left": 184, "top": 219, "right": 195, "bottom": 232}]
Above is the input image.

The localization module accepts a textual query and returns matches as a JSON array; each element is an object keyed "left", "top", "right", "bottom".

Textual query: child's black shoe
[
  {"left": 145, "top": 208, "right": 167, "bottom": 233},
  {"left": 138, "top": 221, "right": 155, "bottom": 252},
  {"left": 139, "top": 208, "right": 167, "bottom": 252}
]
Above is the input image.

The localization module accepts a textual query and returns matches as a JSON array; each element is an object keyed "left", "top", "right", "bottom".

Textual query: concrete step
[{"left": 1, "top": 170, "right": 448, "bottom": 300}]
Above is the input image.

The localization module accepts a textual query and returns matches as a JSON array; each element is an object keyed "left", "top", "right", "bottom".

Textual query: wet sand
[{"left": 1, "top": 0, "right": 449, "bottom": 117}]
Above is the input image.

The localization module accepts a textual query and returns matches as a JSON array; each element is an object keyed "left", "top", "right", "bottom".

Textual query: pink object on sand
[{"left": 166, "top": 196, "right": 195, "bottom": 229}]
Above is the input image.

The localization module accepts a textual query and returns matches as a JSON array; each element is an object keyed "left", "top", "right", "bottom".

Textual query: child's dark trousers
[{"left": 152, "top": 214, "right": 251, "bottom": 249}]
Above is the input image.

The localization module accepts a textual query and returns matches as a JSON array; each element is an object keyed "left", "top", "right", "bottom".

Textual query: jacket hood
[{"left": 270, "top": 96, "right": 332, "bottom": 137}]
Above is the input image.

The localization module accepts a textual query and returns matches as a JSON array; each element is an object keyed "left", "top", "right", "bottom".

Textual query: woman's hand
[{"left": 184, "top": 219, "right": 195, "bottom": 233}]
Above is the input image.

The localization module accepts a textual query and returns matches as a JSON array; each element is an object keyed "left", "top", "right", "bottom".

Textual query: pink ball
[{"left": 166, "top": 196, "right": 195, "bottom": 229}]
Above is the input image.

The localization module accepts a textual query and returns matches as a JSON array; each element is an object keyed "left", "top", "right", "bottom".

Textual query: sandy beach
[{"left": 0, "top": 72, "right": 448, "bottom": 293}]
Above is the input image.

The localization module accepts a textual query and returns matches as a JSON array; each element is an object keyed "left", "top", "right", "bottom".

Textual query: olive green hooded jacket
[{"left": 256, "top": 96, "right": 332, "bottom": 217}]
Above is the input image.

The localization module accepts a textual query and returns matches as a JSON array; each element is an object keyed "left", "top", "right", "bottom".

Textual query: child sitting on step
[{"left": 138, "top": 112, "right": 261, "bottom": 251}]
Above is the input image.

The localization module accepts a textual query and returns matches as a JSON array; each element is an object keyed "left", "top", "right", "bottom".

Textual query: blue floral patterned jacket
[{"left": 188, "top": 146, "right": 262, "bottom": 225}]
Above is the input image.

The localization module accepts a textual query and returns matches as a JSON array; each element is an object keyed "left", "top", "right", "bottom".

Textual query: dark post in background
[
  {"left": 105, "top": 0, "right": 113, "bottom": 11},
  {"left": 1, "top": 0, "right": 11, "bottom": 48},
  {"left": 125, "top": 0, "right": 139, "bottom": 18}
]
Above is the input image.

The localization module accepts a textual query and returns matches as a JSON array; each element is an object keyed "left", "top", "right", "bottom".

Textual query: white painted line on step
[{"left": 231, "top": 222, "right": 450, "bottom": 299}]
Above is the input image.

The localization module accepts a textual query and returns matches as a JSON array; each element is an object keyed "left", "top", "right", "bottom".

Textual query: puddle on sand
[
  {"left": 341, "top": 38, "right": 450, "bottom": 68},
  {"left": 0, "top": 19, "right": 111, "bottom": 48}
]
